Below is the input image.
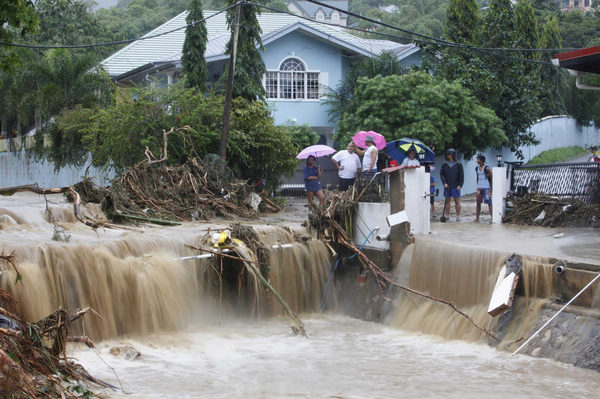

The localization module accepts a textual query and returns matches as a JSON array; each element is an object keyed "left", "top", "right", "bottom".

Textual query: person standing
[
  {"left": 331, "top": 142, "right": 362, "bottom": 191},
  {"left": 475, "top": 154, "right": 493, "bottom": 223},
  {"left": 440, "top": 148, "right": 463, "bottom": 222},
  {"left": 355, "top": 135, "right": 378, "bottom": 174},
  {"left": 400, "top": 149, "right": 420, "bottom": 167},
  {"left": 303, "top": 155, "right": 325, "bottom": 207}
]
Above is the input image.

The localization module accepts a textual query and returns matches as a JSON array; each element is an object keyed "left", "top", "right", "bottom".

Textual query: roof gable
[{"left": 102, "top": 11, "right": 418, "bottom": 78}]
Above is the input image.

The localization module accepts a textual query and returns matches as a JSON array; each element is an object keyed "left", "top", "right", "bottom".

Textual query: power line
[
  {"left": 302, "top": 0, "right": 576, "bottom": 53},
  {"left": 0, "top": 5, "right": 236, "bottom": 50},
  {"left": 249, "top": 3, "right": 556, "bottom": 66}
]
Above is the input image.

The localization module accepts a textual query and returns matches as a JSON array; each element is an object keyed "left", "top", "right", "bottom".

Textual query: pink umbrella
[
  {"left": 296, "top": 144, "right": 336, "bottom": 159},
  {"left": 352, "top": 131, "right": 386, "bottom": 150}
]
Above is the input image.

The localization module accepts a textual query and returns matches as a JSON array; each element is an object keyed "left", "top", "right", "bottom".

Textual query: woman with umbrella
[
  {"left": 304, "top": 155, "right": 325, "bottom": 207},
  {"left": 297, "top": 144, "right": 335, "bottom": 207}
]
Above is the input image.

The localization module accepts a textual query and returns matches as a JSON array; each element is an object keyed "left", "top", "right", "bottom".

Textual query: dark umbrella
[{"left": 385, "top": 138, "right": 435, "bottom": 164}]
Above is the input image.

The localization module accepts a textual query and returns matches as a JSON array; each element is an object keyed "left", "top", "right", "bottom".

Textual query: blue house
[{"left": 101, "top": 11, "right": 421, "bottom": 144}]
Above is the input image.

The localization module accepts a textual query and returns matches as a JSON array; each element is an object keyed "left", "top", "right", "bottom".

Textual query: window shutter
[
  {"left": 262, "top": 74, "right": 266, "bottom": 92},
  {"left": 319, "top": 72, "right": 329, "bottom": 100}
]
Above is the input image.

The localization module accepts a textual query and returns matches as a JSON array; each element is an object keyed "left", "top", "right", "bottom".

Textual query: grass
[{"left": 527, "top": 146, "right": 587, "bottom": 165}]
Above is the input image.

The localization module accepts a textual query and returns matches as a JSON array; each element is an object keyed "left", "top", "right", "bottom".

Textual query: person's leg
[
  {"left": 316, "top": 190, "right": 325, "bottom": 206},
  {"left": 454, "top": 194, "right": 461, "bottom": 221},
  {"left": 307, "top": 191, "right": 314, "bottom": 207},
  {"left": 430, "top": 197, "right": 435, "bottom": 216},
  {"left": 475, "top": 189, "right": 482, "bottom": 222},
  {"left": 443, "top": 197, "right": 451, "bottom": 219}
]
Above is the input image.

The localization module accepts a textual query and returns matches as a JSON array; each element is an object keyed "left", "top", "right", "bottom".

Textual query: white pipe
[
  {"left": 175, "top": 244, "right": 295, "bottom": 261},
  {"left": 512, "top": 272, "right": 600, "bottom": 356}
]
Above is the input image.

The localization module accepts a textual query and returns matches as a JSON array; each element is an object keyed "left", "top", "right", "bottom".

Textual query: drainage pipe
[
  {"left": 512, "top": 272, "right": 600, "bottom": 356},
  {"left": 176, "top": 243, "right": 294, "bottom": 261}
]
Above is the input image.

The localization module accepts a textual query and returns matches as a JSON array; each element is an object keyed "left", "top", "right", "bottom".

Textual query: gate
[{"left": 511, "top": 162, "right": 600, "bottom": 203}]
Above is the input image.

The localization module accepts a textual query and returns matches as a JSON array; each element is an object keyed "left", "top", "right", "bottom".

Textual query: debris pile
[
  {"left": 0, "top": 253, "right": 107, "bottom": 397},
  {"left": 504, "top": 193, "right": 600, "bottom": 228},
  {"left": 79, "top": 157, "right": 257, "bottom": 223}
]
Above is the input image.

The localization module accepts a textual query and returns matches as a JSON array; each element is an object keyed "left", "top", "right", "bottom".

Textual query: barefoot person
[
  {"left": 475, "top": 154, "right": 493, "bottom": 222},
  {"left": 331, "top": 142, "right": 361, "bottom": 191},
  {"left": 304, "top": 155, "right": 325, "bottom": 207},
  {"left": 440, "top": 148, "right": 463, "bottom": 222}
]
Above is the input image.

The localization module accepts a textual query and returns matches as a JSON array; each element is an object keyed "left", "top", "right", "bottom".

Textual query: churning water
[{"left": 1, "top": 193, "right": 599, "bottom": 397}]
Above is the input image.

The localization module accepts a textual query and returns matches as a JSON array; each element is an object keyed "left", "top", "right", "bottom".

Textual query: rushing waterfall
[{"left": 0, "top": 193, "right": 333, "bottom": 341}]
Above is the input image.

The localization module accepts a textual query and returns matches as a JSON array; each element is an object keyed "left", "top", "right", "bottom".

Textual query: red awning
[{"left": 554, "top": 46, "right": 600, "bottom": 74}]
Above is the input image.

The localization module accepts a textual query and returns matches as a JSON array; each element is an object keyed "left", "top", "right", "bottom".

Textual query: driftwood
[
  {"left": 0, "top": 291, "right": 108, "bottom": 397},
  {"left": 260, "top": 192, "right": 282, "bottom": 212},
  {"left": 118, "top": 213, "right": 182, "bottom": 226}
]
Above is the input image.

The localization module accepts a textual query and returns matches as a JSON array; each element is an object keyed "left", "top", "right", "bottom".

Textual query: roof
[
  {"left": 292, "top": 0, "right": 348, "bottom": 18},
  {"left": 102, "top": 10, "right": 418, "bottom": 78},
  {"left": 554, "top": 46, "right": 600, "bottom": 74}
]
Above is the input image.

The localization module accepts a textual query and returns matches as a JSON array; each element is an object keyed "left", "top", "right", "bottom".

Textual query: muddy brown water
[{"left": 1, "top": 193, "right": 599, "bottom": 397}]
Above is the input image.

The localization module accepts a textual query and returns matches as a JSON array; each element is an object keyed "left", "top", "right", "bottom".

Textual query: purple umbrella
[
  {"left": 352, "top": 131, "right": 386, "bottom": 150},
  {"left": 296, "top": 144, "right": 336, "bottom": 159}
]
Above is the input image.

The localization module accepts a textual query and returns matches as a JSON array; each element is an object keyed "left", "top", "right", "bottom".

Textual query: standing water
[{"left": 1, "top": 193, "right": 599, "bottom": 397}]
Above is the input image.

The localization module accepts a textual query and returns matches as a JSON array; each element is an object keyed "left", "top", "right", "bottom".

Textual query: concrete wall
[
  {"left": 431, "top": 116, "right": 600, "bottom": 197},
  {"left": 0, "top": 149, "right": 112, "bottom": 188}
]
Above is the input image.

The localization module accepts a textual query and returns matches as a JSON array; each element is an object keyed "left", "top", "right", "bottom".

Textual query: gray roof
[
  {"left": 102, "top": 11, "right": 418, "bottom": 78},
  {"left": 294, "top": 1, "right": 348, "bottom": 18}
]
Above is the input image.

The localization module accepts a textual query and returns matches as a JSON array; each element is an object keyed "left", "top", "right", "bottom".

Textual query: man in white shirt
[{"left": 332, "top": 141, "right": 362, "bottom": 190}]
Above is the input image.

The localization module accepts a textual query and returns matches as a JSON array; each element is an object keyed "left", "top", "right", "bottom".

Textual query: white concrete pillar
[
  {"left": 404, "top": 167, "right": 430, "bottom": 235},
  {"left": 492, "top": 167, "right": 507, "bottom": 224},
  {"left": 167, "top": 71, "right": 174, "bottom": 87}
]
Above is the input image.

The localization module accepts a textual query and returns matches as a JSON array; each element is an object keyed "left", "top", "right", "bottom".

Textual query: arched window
[{"left": 265, "top": 57, "right": 320, "bottom": 100}]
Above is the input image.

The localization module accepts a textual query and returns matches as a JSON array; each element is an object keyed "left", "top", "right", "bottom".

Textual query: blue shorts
[
  {"left": 444, "top": 187, "right": 461, "bottom": 198},
  {"left": 477, "top": 188, "right": 492, "bottom": 205}
]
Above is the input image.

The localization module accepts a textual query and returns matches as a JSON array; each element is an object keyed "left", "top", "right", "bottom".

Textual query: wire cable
[{"left": 0, "top": 4, "right": 236, "bottom": 49}]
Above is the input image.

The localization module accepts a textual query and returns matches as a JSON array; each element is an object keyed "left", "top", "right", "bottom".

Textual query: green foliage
[
  {"left": 326, "top": 52, "right": 408, "bottom": 123},
  {"left": 514, "top": 0, "right": 539, "bottom": 51},
  {"left": 33, "top": 105, "right": 96, "bottom": 170},
  {"left": 82, "top": 85, "right": 297, "bottom": 189},
  {"left": 181, "top": 0, "right": 208, "bottom": 90},
  {"left": 281, "top": 122, "right": 320, "bottom": 149},
  {"left": 445, "top": 0, "right": 480, "bottom": 43},
  {"left": 0, "top": 0, "right": 38, "bottom": 71},
  {"left": 539, "top": 15, "right": 565, "bottom": 116},
  {"left": 264, "top": 0, "right": 287, "bottom": 11},
  {"left": 34, "top": 0, "right": 102, "bottom": 48},
  {"left": 528, "top": 146, "right": 587, "bottom": 164},
  {"left": 333, "top": 71, "right": 506, "bottom": 158},
  {"left": 35, "top": 49, "right": 113, "bottom": 118},
  {"left": 225, "top": 1, "right": 266, "bottom": 101}
]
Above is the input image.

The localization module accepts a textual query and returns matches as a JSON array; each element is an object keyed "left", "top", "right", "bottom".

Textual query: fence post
[{"left": 492, "top": 167, "right": 507, "bottom": 224}]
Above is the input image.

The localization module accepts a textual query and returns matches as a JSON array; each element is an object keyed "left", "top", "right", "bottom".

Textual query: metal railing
[{"left": 511, "top": 162, "right": 600, "bottom": 203}]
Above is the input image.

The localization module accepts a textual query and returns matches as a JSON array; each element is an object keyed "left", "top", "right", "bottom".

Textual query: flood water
[
  {"left": 1, "top": 193, "right": 600, "bottom": 398},
  {"left": 74, "top": 315, "right": 600, "bottom": 399}
]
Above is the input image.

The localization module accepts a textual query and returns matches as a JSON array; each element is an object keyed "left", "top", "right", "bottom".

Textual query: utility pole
[{"left": 219, "top": 0, "right": 241, "bottom": 161}]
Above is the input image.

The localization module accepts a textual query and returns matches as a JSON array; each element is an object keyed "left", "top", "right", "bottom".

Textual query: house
[
  {"left": 101, "top": 11, "right": 421, "bottom": 145},
  {"left": 286, "top": 0, "right": 348, "bottom": 26}
]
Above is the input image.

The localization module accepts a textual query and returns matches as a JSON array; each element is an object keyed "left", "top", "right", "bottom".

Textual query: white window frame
[
  {"left": 265, "top": 56, "right": 321, "bottom": 102},
  {"left": 315, "top": 10, "right": 325, "bottom": 21}
]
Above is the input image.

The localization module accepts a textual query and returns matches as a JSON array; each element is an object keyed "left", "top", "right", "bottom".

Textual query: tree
[
  {"left": 35, "top": 49, "right": 113, "bottom": 119},
  {"left": 539, "top": 15, "right": 564, "bottom": 116},
  {"left": 181, "top": 0, "right": 208, "bottom": 90},
  {"left": 514, "top": 0, "right": 539, "bottom": 52},
  {"left": 333, "top": 72, "right": 506, "bottom": 158},
  {"left": 0, "top": 0, "right": 38, "bottom": 71},
  {"left": 445, "top": 0, "right": 480, "bottom": 44},
  {"left": 82, "top": 85, "right": 298, "bottom": 189},
  {"left": 34, "top": 0, "right": 102, "bottom": 48},
  {"left": 225, "top": 0, "right": 266, "bottom": 100},
  {"left": 326, "top": 52, "right": 408, "bottom": 125}
]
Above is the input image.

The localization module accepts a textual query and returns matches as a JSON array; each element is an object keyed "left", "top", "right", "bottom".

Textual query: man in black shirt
[{"left": 439, "top": 148, "right": 464, "bottom": 222}]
